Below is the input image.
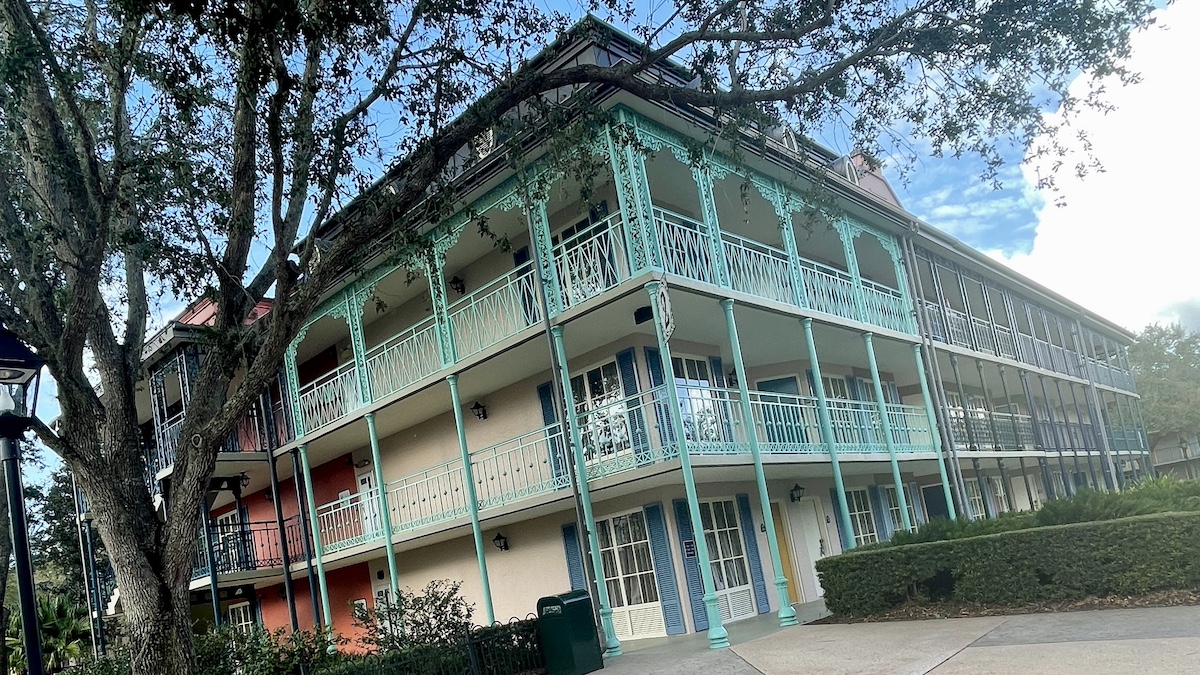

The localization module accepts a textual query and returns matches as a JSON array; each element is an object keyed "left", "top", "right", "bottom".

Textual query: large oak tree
[{"left": 0, "top": 0, "right": 1160, "bottom": 671}]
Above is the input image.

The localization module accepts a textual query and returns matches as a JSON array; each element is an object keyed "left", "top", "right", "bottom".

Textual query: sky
[
  {"left": 884, "top": 1, "right": 1198, "bottom": 335},
  {"left": 27, "top": 1, "right": 1195, "bottom": 480}
]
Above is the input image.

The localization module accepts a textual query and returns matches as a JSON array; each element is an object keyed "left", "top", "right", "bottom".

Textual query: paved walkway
[{"left": 601, "top": 604, "right": 1200, "bottom": 674}]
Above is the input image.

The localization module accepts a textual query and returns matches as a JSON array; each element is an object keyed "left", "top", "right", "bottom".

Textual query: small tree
[
  {"left": 353, "top": 580, "right": 474, "bottom": 653},
  {"left": 1128, "top": 323, "right": 1200, "bottom": 448},
  {"left": 6, "top": 595, "right": 90, "bottom": 674}
]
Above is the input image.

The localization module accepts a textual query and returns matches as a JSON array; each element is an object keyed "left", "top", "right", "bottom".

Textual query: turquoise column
[
  {"left": 720, "top": 299, "right": 797, "bottom": 626},
  {"left": 447, "top": 374, "right": 495, "bottom": 625},
  {"left": 801, "top": 318, "right": 856, "bottom": 547},
  {"left": 863, "top": 333, "right": 912, "bottom": 531},
  {"left": 914, "top": 345, "right": 957, "bottom": 520},
  {"left": 284, "top": 343, "right": 305, "bottom": 438},
  {"left": 364, "top": 413, "right": 399, "bottom": 600},
  {"left": 345, "top": 284, "right": 372, "bottom": 406},
  {"left": 426, "top": 250, "right": 457, "bottom": 367},
  {"left": 692, "top": 162, "right": 729, "bottom": 287},
  {"left": 550, "top": 326, "right": 621, "bottom": 656},
  {"left": 298, "top": 444, "right": 333, "bottom": 629},
  {"left": 835, "top": 223, "right": 868, "bottom": 322},
  {"left": 647, "top": 282, "right": 730, "bottom": 648}
]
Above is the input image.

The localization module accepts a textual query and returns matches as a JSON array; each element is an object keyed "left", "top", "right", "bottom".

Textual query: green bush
[{"left": 816, "top": 511, "right": 1200, "bottom": 616}]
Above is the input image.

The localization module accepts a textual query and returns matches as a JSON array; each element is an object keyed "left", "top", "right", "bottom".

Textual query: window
[
  {"left": 572, "top": 361, "right": 629, "bottom": 463},
  {"left": 990, "top": 477, "right": 1009, "bottom": 513},
  {"left": 883, "top": 485, "right": 918, "bottom": 532},
  {"left": 964, "top": 479, "right": 986, "bottom": 520},
  {"left": 596, "top": 511, "right": 658, "bottom": 608},
  {"left": 815, "top": 376, "right": 850, "bottom": 400},
  {"left": 227, "top": 602, "right": 255, "bottom": 635},
  {"left": 699, "top": 500, "right": 749, "bottom": 592},
  {"left": 673, "top": 356, "right": 728, "bottom": 444},
  {"left": 846, "top": 489, "right": 878, "bottom": 546}
]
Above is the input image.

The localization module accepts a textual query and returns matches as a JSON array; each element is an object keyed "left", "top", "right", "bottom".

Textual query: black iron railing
[{"left": 192, "top": 515, "right": 308, "bottom": 580}]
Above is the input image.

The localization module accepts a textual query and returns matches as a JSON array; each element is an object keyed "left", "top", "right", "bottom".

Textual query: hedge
[{"left": 816, "top": 511, "right": 1200, "bottom": 616}]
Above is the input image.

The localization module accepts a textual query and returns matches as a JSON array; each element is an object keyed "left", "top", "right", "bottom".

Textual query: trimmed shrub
[{"left": 816, "top": 511, "right": 1200, "bottom": 616}]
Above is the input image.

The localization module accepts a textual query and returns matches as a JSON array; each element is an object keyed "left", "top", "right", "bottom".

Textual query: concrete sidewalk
[{"left": 601, "top": 604, "right": 1200, "bottom": 674}]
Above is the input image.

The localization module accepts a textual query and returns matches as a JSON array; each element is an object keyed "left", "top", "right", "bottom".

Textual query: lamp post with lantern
[{"left": 0, "top": 325, "right": 46, "bottom": 675}]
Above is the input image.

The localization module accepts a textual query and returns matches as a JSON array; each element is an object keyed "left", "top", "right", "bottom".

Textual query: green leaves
[{"left": 1130, "top": 323, "right": 1200, "bottom": 445}]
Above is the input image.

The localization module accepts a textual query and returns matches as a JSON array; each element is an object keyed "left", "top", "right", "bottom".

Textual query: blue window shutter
[
  {"left": 735, "top": 494, "right": 770, "bottom": 614},
  {"left": 644, "top": 348, "right": 676, "bottom": 448},
  {"left": 672, "top": 499, "right": 707, "bottom": 631},
  {"left": 616, "top": 349, "right": 651, "bottom": 465},
  {"left": 539, "top": 382, "right": 569, "bottom": 486},
  {"left": 909, "top": 482, "right": 926, "bottom": 525},
  {"left": 829, "top": 489, "right": 850, "bottom": 550},
  {"left": 644, "top": 503, "right": 685, "bottom": 635},
  {"left": 561, "top": 523, "right": 586, "bottom": 591},
  {"left": 867, "top": 485, "right": 891, "bottom": 541}
]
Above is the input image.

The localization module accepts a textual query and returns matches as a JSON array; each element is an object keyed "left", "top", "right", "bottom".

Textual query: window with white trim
[
  {"left": 596, "top": 511, "right": 658, "bottom": 609},
  {"left": 227, "top": 601, "right": 255, "bottom": 635},
  {"left": 846, "top": 488, "right": 878, "bottom": 546},
  {"left": 571, "top": 360, "right": 629, "bottom": 464},
  {"left": 814, "top": 376, "right": 850, "bottom": 400},
  {"left": 990, "top": 477, "right": 1009, "bottom": 513},
  {"left": 964, "top": 479, "right": 986, "bottom": 520},
  {"left": 672, "top": 356, "right": 727, "bottom": 444},
  {"left": 883, "top": 485, "right": 918, "bottom": 533}
]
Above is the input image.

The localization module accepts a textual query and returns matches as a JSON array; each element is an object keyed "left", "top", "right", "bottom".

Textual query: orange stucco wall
[{"left": 255, "top": 562, "right": 373, "bottom": 649}]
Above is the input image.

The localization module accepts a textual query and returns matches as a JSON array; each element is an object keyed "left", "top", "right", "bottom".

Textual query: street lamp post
[{"left": 0, "top": 325, "right": 46, "bottom": 675}]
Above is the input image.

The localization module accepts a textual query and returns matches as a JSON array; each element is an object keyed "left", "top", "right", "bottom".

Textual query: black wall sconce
[
  {"left": 448, "top": 275, "right": 466, "bottom": 295},
  {"left": 470, "top": 402, "right": 488, "bottom": 420},
  {"left": 492, "top": 532, "right": 509, "bottom": 551},
  {"left": 789, "top": 483, "right": 806, "bottom": 503}
]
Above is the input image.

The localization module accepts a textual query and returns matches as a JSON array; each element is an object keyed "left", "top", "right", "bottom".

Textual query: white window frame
[
  {"left": 883, "top": 485, "right": 918, "bottom": 532},
  {"left": 697, "top": 498, "right": 757, "bottom": 623},
  {"left": 227, "top": 601, "right": 255, "bottom": 635},
  {"left": 964, "top": 479, "right": 987, "bottom": 521},
  {"left": 846, "top": 488, "right": 878, "bottom": 546},
  {"left": 594, "top": 507, "right": 665, "bottom": 640}
]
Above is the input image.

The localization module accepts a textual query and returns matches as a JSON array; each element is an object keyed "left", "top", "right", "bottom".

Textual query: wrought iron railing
[
  {"left": 862, "top": 277, "right": 912, "bottom": 333},
  {"left": 722, "top": 231, "right": 794, "bottom": 304},
  {"left": 366, "top": 315, "right": 442, "bottom": 401},
  {"left": 317, "top": 489, "right": 387, "bottom": 554},
  {"left": 192, "top": 516, "right": 307, "bottom": 581},
  {"left": 994, "top": 324, "right": 1018, "bottom": 359},
  {"left": 652, "top": 207, "right": 719, "bottom": 285},
  {"left": 472, "top": 423, "right": 571, "bottom": 510},
  {"left": 799, "top": 259, "right": 858, "bottom": 322},
  {"left": 554, "top": 211, "right": 631, "bottom": 311},
  {"left": 575, "top": 385, "right": 680, "bottom": 480},
  {"left": 296, "top": 361, "right": 359, "bottom": 433},
  {"left": 450, "top": 267, "right": 542, "bottom": 360},
  {"left": 325, "top": 617, "right": 543, "bottom": 675},
  {"left": 386, "top": 459, "right": 471, "bottom": 533}
]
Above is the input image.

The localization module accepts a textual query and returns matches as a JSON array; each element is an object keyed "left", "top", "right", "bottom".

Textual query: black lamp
[
  {"left": 239, "top": 472, "right": 250, "bottom": 490},
  {"left": 470, "top": 402, "right": 487, "bottom": 420},
  {"left": 789, "top": 484, "right": 806, "bottom": 503},
  {"left": 0, "top": 325, "right": 45, "bottom": 675},
  {"left": 492, "top": 532, "right": 509, "bottom": 551},
  {"left": 448, "top": 275, "right": 466, "bottom": 295}
]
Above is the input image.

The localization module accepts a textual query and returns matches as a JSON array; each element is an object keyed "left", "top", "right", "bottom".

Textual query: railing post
[
  {"left": 913, "top": 345, "right": 957, "bottom": 520},
  {"left": 447, "top": 375, "right": 495, "bottom": 625},
  {"left": 720, "top": 299, "right": 797, "bottom": 626},
  {"left": 863, "top": 333, "right": 911, "bottom": 531},
  {"left": 606, "top": 119, "right": 658, "bottom": 273},
  {"left": 527, "top": 197, "right": 563, "bottom": 317},
  {"left": 801, "top": 318, "right": 857, "bottom": 545},
  {"left": 645, "top": 284, "right": 729, "bottom": 648},
  {"left": 691, "top": 161, "right": 729, "bottom": 287},
  {"left": 365, "top": 413, "right": 400, "bottom": 602},
  {"left": 298, "top": 444, "right": 333, "bottom": 631},
  {"left": 549, "top": 326, "right": 622, "bottom": 656},
  {"left": 426, "top": 248, "right": 458, "bottom": 368},
  {"left": 285, "top": 342, "right": 305, "bottom": 438},
  {"left": 834, "top": 222, "right": 868, "bottom": 322}
]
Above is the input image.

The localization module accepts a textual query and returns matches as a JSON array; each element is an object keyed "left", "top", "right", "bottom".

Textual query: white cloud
[{"left": 993, "top": 2, "right": 1200, "bottom": 333}]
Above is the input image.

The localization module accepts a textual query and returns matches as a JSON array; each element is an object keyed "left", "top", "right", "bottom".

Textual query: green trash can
[{"left": 537, "top": 590, "right": 604, "bottom": 675}]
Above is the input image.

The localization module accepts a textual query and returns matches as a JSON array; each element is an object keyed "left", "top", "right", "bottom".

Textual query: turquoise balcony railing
[
  {"left": 366, "top": 316, "right": 441, "bottom": 401},
  {"left": 862, "top": 277, "right": 911, "bottom": 334},
  {"left": 450, "top": 266, "right": 542, "bottom": 360},
  {"left": 297, "top": 360, "right": 359, "bottom": 432},
  {"left": 555, "top": 211, "right": 632, "bottom": 311},
  {"left": 799, "top": 259, "right": 859, "bottom": 321},
  {"left": 472, "top": 423, "right": 571, "bottom": 509},
  {"left": 994, "top": 325, "right": 1018, "bottom": 359},
  {"left": 307, "top": 382, "right": 938, "bottom": 555},
  {"left": 722, "top": 231, "right": 795, "bottom": 304}
]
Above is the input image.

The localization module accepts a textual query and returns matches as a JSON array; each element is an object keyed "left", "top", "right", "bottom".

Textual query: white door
[
  {"left": 357, "top": 471, "right": 382, "bottom": 535},
  {"left": 214, "top": 510, "right": 242, "bottom": 572},
  {"left": 596, "top": 510, "right": 665, "bottom": 640},
  {"left": 797, "top": 497, "right": 830, "bottom": 598},
  {"left": 227, "top": 601, "right": 255, "bottom": 635},
  {"left": 699, "top": 500, "right": 756, "bottom": 623}
]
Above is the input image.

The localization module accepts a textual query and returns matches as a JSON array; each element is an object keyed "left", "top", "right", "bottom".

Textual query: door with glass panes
[
  {"left": 699, "top": 499, "right": 757, "bottom": 623},
  {"left": 672, "top": 356, "right": 731, "bottom": 448},
  {"left": 596, "top": 510, "right": 665, "bottom": 640},
  {"left": 572, "top": 361, "right": 632, "bottom": 468}
]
